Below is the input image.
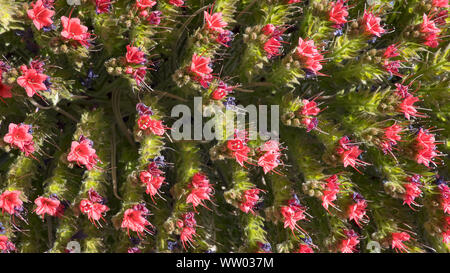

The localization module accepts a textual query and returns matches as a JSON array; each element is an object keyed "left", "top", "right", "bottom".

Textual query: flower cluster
[
  {"left": 281, "top": 197, "right": 308, "bottom": 235},
  {"left": 339, "top": 229, "right": 360, "bottom": 253},
  {"left": 336, "top": 136, "right": 370, "bottom": 173},
  {"left": 3, "top": 123, "right": 35, "bottom": 156},
  {"left": 391, "top": 231, "right": 411, "bottom": 253},
  {"left": 137, "top": 103, "right": 168, "bottom": 136},
  {"left": 295, "top": 38, "right": 325, "bottom": 75},
  {"left": 382, "top": 44, "right": 402, "bottom": 77},
  {"left": 67, "top": 135, "right": 100, "bottom": 170},
  {"left": 239, "top": 188, "right": 264, "bottom": 214},
  {"left": 442, "top": 216, "right": 450, "bottom": 244},
  {"left": 438, "top": 183, "right": 450, "bottom": 214},
  {"left": 394, "top": 84, "right": 425, "bottom": 120},
  {"left": 226, "top": 130, "right": 251, "bottom": 167},
  {"left": 328, "top": 0, "right": 349, "bottom": 28},
  {"left": 257, "top": 140, "right": 283, "bottom": 174},
  {"left": 95, "top": 0, "right": 112, "bottom": 14},
  {"left": 121, "top": 203, "right": 154, "bottom": 239},
  {"left": 261, "top": 24, "right": 285, "bottom": 58},
  {"left": 403, "top": 175, "right": 422, "bottom": 210},
  {"left": 362, "top": 11, "right": 385, "bottom": 37},
  {"left": 186, "top": 172, "right": 214, "bottom": 211},
  {"left": 298, "top": 99, "right": 321, "bottom": 132},
  {"left": 177, "top": 212, "right": 197, "bottom": 249},
  {"left": 0, "top": 236, "right": 16, "bottom": 253},
  {"left": 420, "top": 14, "right": 441, "bottom": 48},
  {"left": 415, "top": 128, "right": 440, "bottom": 167},
  {"left": 33, "top": 195, "right": 64, "bottom": 219},
  {"left": 27, "top": 0, "right": 55, "bottom": 30},
  {"left": 0, "top": 61, "right": 12, "bottom": 100},
  {"left": 347, "top": 192, "right": 369, "bottom": 227},
  {"left": 139, "top": 158, "right": 167, "bottom": 203},
  {"left": 79, "top": 189, "right": 109, "bottom": 227},
  {"left": 320, "top": 174, "right": 340, "bottom": 213},
  {"left": 189, "top": 53, "right": 214, "bottom": 88},
  {"left": 0, "top": 190, "right": 24, "bottom": 216},
  {"left": 124, "top": 45, "right": 150, "bottom": 86},
  {"left": 380, "top": 123, "right": 403, "bottom": 155},
  {"left": 61, "top": 16, "right": 92, "bottom": 48},
  {"left": 17, "top": 60, "right": 49, "bottom": 98},
  {"left": 210, "top": 81, "right": 235, "bottom": 101}
]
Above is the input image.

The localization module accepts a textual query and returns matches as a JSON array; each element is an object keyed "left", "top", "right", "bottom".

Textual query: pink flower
[
  {"left": 190, "top": 53, "right": 213, "bottom": 87},
  {"left": 421, "top": 14, "right": 441, "bottom": 34},
  {"left": 439, "top": 184, "right": 450, "bottom": 214},
  {"left": 60, "top": 16, "right": 91, "bottom": 47},
  {"left": 329, "top": 0, "right": 348, "bottom": 25},
  {"left": 433, "top": 0, "right": 449, "bottom": 7},
  {"left": 415, "top": 128, "right": 440, "bottom": 167},
  {"left": 239, "top": 189, "right": 264, "bottom": 214},
  {"left": 169, "top": 0, "right": 184, "bottom": 7},
  {"left": 263, "top": 37, "right": 283, "bottom": 58},
  {"left": 27, "top": 0, "right": 55, "bottom": 30},
  {"left": 121, "top": 207, "right": 153, "bottom": 238},
  {"left": 384, "top": 44, "right": 400, "bottom": 59},
  {"left": 139, "top": 171, "right": 165, "bottom": 203},
  {"left": 79, "top": 199, "right": 109, "bottom": 226},
  {"left": 262, "top": 24, "right": 276, "bottom": 36},
  {"left": 67, "top": 139, "right": 99, "bottom": 170},
  {"left": 398, "top": 94, "right": 425, "bottom": 120},
  {"left": 301, "top": 99, "right": 321, "bottom": 116},
  {"left": 34, "top": 196, "right": 60, "bottom": 219},
  {"left": 296, "top": 244, "right": 314, "bottom": 253},
  {"left": 347, "top": 199, "right": 368, "bottom": 227},
  {"left": 403, "top": 181, "right": 422, "bottom": 209},
  {"left": 186, "top": 173, "right": 213, "bottom": 211},
  {"left": 95, "top": 0, "right": 112, "bottom": 14},
  {"left": 204, "top": 11, "right": 228, "bottom": 33},
  {"left": 3, "top": 123, "right": 35, "bottom": 156},
  {"left": 177, "top": 212, "right": 197, "bottom": 249},
  {"left": 0, "top": 236, "right": 16, "bottom": 253},
  {"left": 17, "top": 65, "right": 48, "bottom": 97},
  {"left": 339, "top": 230, "right": 360, "bottom": 253},
  {"left": 380, "top": 124, "right": 403, "bottom": 154},
  {"left": 281, "top": 199, "right": 308, "bottom": 235},
  {"left": 136, "top": 0, "right": 156, "bottom": 9},
  {"left": 391, "top": 232, "right": 410, "bottom": 253},
  {"left": 0, "top": 190, "right": 23, "bottom": 215},
  {"left": 362, "top": 11, "right": 385, "bottom": 37},
  {"left": 126, "top": 45, "right": 146, "bottom": 64},
  {"left": 147, "top": 11, "right": 163, "bottom": 25},
  {"left": 336, "top": 138, "right": 370, "bottom": 173},
  {"left": 295, "top": 38, "right": 324, "bottom": 74},
  {"left": 137, "top": 115, "right": 167, "bottom": 136}
]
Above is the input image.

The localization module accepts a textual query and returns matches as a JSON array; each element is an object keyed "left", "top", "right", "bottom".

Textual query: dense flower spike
[
  {"left": 0, "top": 190, "right": 23, "bottom": 215},
  {"left": 67, "top": 137, "right": 99, "bottom": 170},
  {"left": 3, "top": 123, "right": 35, "bottom": 156},
  {"left": 27, "top": 0, "right": 55, "bottom": 30}
]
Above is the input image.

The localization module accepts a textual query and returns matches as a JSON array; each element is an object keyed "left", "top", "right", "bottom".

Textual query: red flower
[
  {"left": 301, "top": 99, "right": 321, "bottom": 116},
  {"left": 204, "top": 11, "right": 228, "bottom": 34},
  {"left": 67, "top": 139, "right": 99, "bottom": 170},
  {"left": 0, "top": 236, "right": 16, "bottom": 253},
  {"left": 263, "top": 37, "right": 283, "bottom": 58},
  {"left": 17, "top": 65, "right": 48, "bottom": 97},
  {"left": 329, "top": 0, "right": 348, "bottom": 26},
  {"left": 415, "top": 128, "right": 440, "bottom": 167},
  {"left": 420, "top": 14, "right": 441, "bottom": 34},
  {"left": 281, "top": 200, "right": 308, "bottom": 235},
  {"left": 60, "top": 16, "right": 91, "bottom": 47},
  {"left": 321, "top": 175, "right": 340, "bottom": 213},
  {"left": 403, "top": 181, "right": 422, "bottom": 209},
  {"left": 439, "top": 184, "right": 450, "bottom": 214},
  {"left": 383, "top": 60, "right": 402, "bottom": 77},
  {"left": 0, "top": 83, "right": 12, "bottom": 99},
  {"left": 186, "top": 173, "right": 213, "bottom": 211},
  {"left": 424, "top": 33, "right": 440, "bottom": 48},
  {"left": 433, "top": 0, "right": 449, "bottom": 7},
  {"left": 169, "top": 0, "right": 184, "bottom": 7},
  {"left": 380, "top": 124, "right": 403, "bottom": 154},
  {"left": 384, "top": 44, "right": 400, "bottom": 59},
  {"left": 288, "top": 0, "right": 302, "bottom": 3},
  {"left": 296, "top": 244, "right": 314, "bottom": 253},
  {"left": 95, "top": 0, "right": 112, "bottom": 14},
  {"left": 239, "top": 188, "right": 264, "bottom": 214},
  {"left": 139, "top": 171, "right": 165, "bottom": 203},
  {"left": 126, "top": 45, "right": 146, "bottom": 64},
  {"left": 137, "top": 115, "right": 167, "bottom": 136},
  {"left": 0, "top": 190, "right": 23, "bottom": 215},
  {"left": 3, "top": 123, "right": 35, "bottom": 156},
  {"left": 391, "top": 232, "right": 410, "bottom": 253},
  {"left": 339, "top": 230, "right": 360, "bottom": 253},
  {"left": 177, "top": 212, "right": 197, "bottom": 249},
  {"left": 347, "top": 199, "right": 368, "bottom": 227},
  {"left": 79, "top": 199, "right": 109, "bottom": 226},
  {"left": 262, "top": 24, "right": 276, "bottom": 35},
  {"left": 211, "top": 82, "right": 234, "bottom": 100},
  {"left": 121, "top": 207, "right": 153, "bottom": 238},
  {"left": 190, "top": 53, "right": 213, "bottom": 78},
  {"left": 398, "top": 94, "right": 425, "bottom": 120},
  {"left": 27, "top": 0, "right": 55, "bottom": 30},
  {"left": 362, "top": 11, "right": 385, "bottom": 37},
  {"left": 295, "top": 38, "right": 324, "bottom": 74},
  {"left": 227, "top": 138, "right": 251, "bottom": 167},
  {"left": 34, "top": 196, "right": 60, "bottom": 219},
  {"left": 136, "top": 0, "right": 156, "bottom": 9},
  {"left": 147, "top": 11, "right": 163, "bottom": 25},
  {"left": 336, "top": 138, "right": 370, "bottom": 173}
]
